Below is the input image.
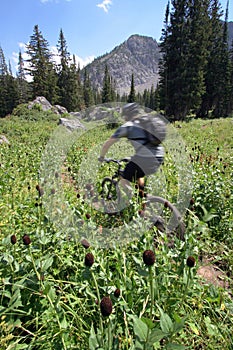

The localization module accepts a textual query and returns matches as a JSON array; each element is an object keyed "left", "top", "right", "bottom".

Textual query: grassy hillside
[{"left": 0, "top": 114, "right": 232, "bottom": 349}]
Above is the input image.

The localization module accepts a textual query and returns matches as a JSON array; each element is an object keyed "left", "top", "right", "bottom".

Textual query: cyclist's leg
[{"left": 121, "top": 161, "right": 146, "bottom": 203}]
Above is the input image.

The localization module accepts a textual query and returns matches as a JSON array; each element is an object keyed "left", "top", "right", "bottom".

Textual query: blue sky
[{"left": 0, "top": 0, "right": 232, "bottom": 74}]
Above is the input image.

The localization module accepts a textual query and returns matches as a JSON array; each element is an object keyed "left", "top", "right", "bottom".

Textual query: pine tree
[
  {"left": 0, "top": 45, "right": 8, "bottom": 117},
  {"left": 68, "top": 56, "right": 84, "bottom": 111},
  {"left": 26, "top": 24, "right": 55, "bottom": 101},
  {"left": 6, "top": 64, "right": 18, "bottom": 114},
  {"left": 57, "top": 29, "right": 71, "bottom": 108},
  {"left": 83, "top": 68, "right": 94, "bottom": 107},
  {"left": 143, "top": 88, "right": 150, "bottom": 108},
  {"left": 159, "top": 0, "right": 190, "bottom": 119},
  {"left": 0, "top": 46, "right": 18, "bottom": 117},
  {"left": 185, "top": 0, "right": 210, "bottom": 115},
  {"left": 159, "top": 0, "right": 211, "bottom": 120},
  {"left": 212, "top": 1, "right": 231, "bottom": 117},
  {"left": 198, "top": 0, "right": 225, "bottom": 117},
  {"left": 102, "top": 65, "right": 112, "bottom": 103},
  {"left": 159, "top": 1, "right": 170, "bottom": 111},
  {"left": 127, "top": 73, "right": 136, "bottom": 102},
  {"left": 16, "top": 51, "right": 31, "bottom": 104}
]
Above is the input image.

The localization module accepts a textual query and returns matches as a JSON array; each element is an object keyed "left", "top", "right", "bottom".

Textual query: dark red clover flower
[
  {"left": 190, "top": 198, "right": 195, "bottom": 206},
  {"left": 11, "top": 234, "right": 17, "bottom": 245},
  {"left": 100, "top": 296, "right": 113, "bottom": 317},
  {"left": 186, "top": 256, "right": 196, "bottom": 268},
  {"left": 22, "top": 234, "right": 31, "bottom": 246},
  {"left": 143, "top": 250, "right": 155, "bottom": 266},
  {"left": 114, "top": 288, "right": 120, "bottom": 298},
  {"left": 81, "top": 239, "right": 90, "bottom": 249},
  {"left": 36, "top": 184, "right": 44, "bottom": 197},
  {"left": 84, "top": 252, "right": 94, "bottom": 267}
]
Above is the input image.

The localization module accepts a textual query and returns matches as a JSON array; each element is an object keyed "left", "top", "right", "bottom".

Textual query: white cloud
[
  {"left": 50, "top": 46, "right": 95, "bottom": 68},
  {"left": 74, "top": 54, "right": 95, "bottom": 69},
  {"left": 12, "top": 43, "right": 95, "bottom": 80},
  {"left": 97, "top": 0, "right": 112, "bottom": 13}
]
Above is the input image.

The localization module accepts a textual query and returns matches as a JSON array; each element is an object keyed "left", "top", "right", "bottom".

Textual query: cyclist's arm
[
  {"left": 99, "top": 137, "right": 118, "bottom": 159},
  {"left": 99, "top": 124, "right": 129, "bottom": 160}
]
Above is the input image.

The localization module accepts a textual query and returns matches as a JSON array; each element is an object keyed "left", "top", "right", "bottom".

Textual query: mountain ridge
[
  {"left": 81, "top": 34, "right": 161, "bottom": 95},
  {"left": 81, "top": 22, "right": 233, "bottom": 95}
]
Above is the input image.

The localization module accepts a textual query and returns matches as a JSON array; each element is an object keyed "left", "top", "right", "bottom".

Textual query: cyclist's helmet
[{"left": 122, "top": 102, "right": 139, "bottom": 121}]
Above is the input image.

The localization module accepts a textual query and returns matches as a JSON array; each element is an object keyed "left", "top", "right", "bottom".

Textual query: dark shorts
[
  {"left": 122, "top": 161, "right": 145, "bottom": 182},
  {"left": 122, "top": 156, "right": 164, "bottom": 182}
]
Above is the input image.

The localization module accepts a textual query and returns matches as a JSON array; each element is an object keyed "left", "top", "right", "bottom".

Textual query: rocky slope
[
  {"left": 81, "top": 34, "right": 161, "bottom": 95},
  {"left": 81, "top": 22, "right": 233, "bottom": 95}
]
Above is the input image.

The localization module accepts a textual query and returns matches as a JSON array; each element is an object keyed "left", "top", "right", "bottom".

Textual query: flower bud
[
  {"left": 100, "top": 296, "right": 112, "bottom": 317},
  {"left": 186, "top": 256, "right": 196, "bottom": 268},
  {"left": 84, "top": 253, "right": 94, "bottom": 267},
  {"left": 143, "top": 250, "right": 155, "bottom": 266},
  {"left": 22, "top": 234, "right": 31, "bottom": 246}
]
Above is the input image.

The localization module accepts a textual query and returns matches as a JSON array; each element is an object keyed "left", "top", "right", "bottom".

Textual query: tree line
[{"left": 0, "top": 0, "right": 233, "bottom": 120}]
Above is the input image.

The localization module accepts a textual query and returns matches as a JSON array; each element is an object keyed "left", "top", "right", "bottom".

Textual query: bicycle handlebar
[{"left": 101, "top": 157, "right": 130, "bottom": 164}]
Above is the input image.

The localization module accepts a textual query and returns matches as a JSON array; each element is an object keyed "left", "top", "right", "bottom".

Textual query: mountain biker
[{"left": 98, "top": 102, "right": 165, "bottom": 199}]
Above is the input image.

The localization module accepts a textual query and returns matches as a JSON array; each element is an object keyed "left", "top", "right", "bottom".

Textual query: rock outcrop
[
  {"left": 28, "top": 96, "right": 68, "bottom": 115},
  {"left": 81, "top": 34, "right": 161, "bottom": 94}
]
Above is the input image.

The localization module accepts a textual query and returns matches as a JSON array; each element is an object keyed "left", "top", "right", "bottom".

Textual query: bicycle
[{"left": 99, "top": 158, "right": 186, "bottom": 241}]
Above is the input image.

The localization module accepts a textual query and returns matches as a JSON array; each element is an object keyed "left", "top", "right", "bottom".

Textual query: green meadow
[{"left": 0, "top": 111, "right": 232, "bottom": 349}]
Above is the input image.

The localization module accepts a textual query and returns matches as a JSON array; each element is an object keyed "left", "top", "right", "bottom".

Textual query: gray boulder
[
  {"left": 28, "top": 96, "right": 68, "bottom": 115},
  {"left": 59, "top": 118, "right": 85, "bottom": 131},
  {"left": 28, "top": 96, "right": 53, "bottom": 111},
  {"left": 0, "top": 135, "right": 10, "bottom": 144},
  {"left": 54, "top": 105, "right": 68, "bottom": 115}
]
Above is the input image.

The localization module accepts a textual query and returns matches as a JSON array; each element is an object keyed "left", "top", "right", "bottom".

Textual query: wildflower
[
  {"left": 100, "top": 296, "right": 113, "bottom": 317},
  {"left": 85, "top": 213, "right": 91, "bottom": 219},
  {"left": 114, "top": 288, "right": 120, "bottom": 298},
  {"left": 81, "top": 239, "right": 90, "bottom": 249},
  {"left": 51, "top": 188, "right": 56, "bottom": 195},
  {"left": 190, "top": 198, "right": 195, "bottom": 205},
  {"left": 36, "top": 185, "right": 44, "bottom": 197},
  {"left": 10, "top": 234, "right": 17, "bottom": 245},
  {"left": 186, "top": 256, "right": 196, "bottom": 268},
  {"left": 143, "top": 250, "right": 155, "bottom": 266},
  {"left": 85, "top": 252, "right": 94, "bottom": 267},
  {"left": 22, "top": 234, "right": 31, "bottom": 246}
]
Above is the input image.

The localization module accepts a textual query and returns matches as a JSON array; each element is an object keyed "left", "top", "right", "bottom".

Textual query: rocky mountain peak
[{"left": 82, "top": 34, "right": 161, "bottom": 95}]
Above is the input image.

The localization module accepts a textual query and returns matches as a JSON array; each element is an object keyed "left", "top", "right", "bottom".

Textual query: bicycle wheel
[
  {"left": 144, "top": 194, "right": 186, "bottom": 241},
  {"left": 100, "top": 177, "right": 120, "bottom": 213}
]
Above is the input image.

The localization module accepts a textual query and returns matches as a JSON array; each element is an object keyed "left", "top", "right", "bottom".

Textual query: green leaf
[
  {"left": 134, "top": 339, "right": 144, "bottom": 350},
  {"left": 172, "top": 314, "right": 186, "bottom": 334},
  {"left": 160, "top": 311, "right": 173, "bottom": 334},
  {"left": 89, "top": 324, "right": 99, "bottom": 350},
  {"left": 41, "top": 255, "right": 54, "bottom": 271},
  {"left": 148, "top": 328, "right": 166, "bottom": 343},
  {"left": 60, "top": 315, "right": 68, "bottom": 329},
  {"left": 188, "top": 322, "right": 200, "bottom": 335},
  {"left": 8, "top": 289, "right": 23, "bottom": 309},
  {"left": 132, "top": 316, "right": 148, "bottom": 342},
  {"left": 204, "top": 316, "right": 220, "bottom": 337},
  {"left": 141, "top": 317, "right": 155, "bottom": 330}
]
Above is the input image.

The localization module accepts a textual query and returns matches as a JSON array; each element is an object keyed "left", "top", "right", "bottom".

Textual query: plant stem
[
  {"left": 149, "top": 265, "right": 155, "bottom": 320},
  {"left": 91, "top": 269, "right": 104, "bottom": 346}
]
